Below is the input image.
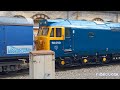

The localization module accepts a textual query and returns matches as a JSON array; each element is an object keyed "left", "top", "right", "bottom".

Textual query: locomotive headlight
[
  {"left": 83, "top": 59, "right": 88, "bottom": 63},
  {"left": 103, "top": 57, "right": 106, "bottom": 62},
  {"left": 61, "top": 60, "right": 65, "bottom": 65}
]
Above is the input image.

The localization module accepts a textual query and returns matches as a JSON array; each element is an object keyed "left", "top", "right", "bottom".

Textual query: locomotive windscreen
[{"left": 38, "top": 27, "right": 49, "bottom": 36}]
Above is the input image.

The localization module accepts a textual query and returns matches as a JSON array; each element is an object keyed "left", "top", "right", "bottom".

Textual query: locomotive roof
[
  {"left": 39, "top": 19, "right": 120, "bottom": 30},
  {"left": 0, "top": 16, "right": 34, "bottom": 26}
]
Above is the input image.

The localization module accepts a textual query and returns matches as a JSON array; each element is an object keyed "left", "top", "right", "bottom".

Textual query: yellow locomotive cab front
[
  {"left": 35, "top": 26, "right": 65, "bottom": 50},
  {"left": 35, "top": 27, "right": 50, "bottom": 50}
]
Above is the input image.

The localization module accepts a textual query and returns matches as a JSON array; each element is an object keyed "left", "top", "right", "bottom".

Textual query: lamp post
[
  {"left": 76, "top": 11, "right": 79, "bottom": 20},
  {"left": 116, "top": 12, "right": 118, "bottom": 23}
]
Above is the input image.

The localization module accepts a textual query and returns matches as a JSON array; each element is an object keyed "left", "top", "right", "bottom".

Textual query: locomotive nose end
[{"left": 40, "top": 40, "right": 43, "bottom": 44}]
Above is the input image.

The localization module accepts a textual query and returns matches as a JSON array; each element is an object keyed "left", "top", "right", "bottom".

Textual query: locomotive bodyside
[{"left": 36, "top": 19, "right": 120, "bottom": 68}]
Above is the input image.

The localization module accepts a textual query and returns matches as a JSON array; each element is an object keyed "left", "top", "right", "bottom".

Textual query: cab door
[
  {"left": 0, "top": 26, "right": 5, "bottom": 56},
  {"left": 50, "top": 27, "right": 65, "bottom": 57},
  {"left": 63, "top": 28, "right": 73, "bottom": 53}
]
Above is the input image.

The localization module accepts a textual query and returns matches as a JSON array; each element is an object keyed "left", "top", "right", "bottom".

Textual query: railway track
[{"left": 0, "top": 60, "right": 120, "bottom": 79}]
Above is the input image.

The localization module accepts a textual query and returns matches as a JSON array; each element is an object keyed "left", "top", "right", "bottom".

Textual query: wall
[{"left": 0, "top": 11, "right": 119, "bottom": 22}]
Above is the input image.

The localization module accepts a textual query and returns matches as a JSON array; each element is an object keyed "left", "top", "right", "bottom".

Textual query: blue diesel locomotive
[{"left": 35, "top": 19, "right": 120, "bottom": 68}]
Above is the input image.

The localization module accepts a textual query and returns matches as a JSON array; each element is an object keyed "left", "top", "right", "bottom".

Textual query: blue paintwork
[
  {"left": 40, "top": 19, "right": 120, "bottom": 58},
  {"left": 39, "top": 19, "right": 111, "bottom": 30},
  {"left": 50, "top": 40, "right": 64, "bottom": 57},
  {"left": 0, "top": 26, "right": 5, "bottom": 56},
  {"left": 0, "top": 16, "right": 34, "bottom": 58}
]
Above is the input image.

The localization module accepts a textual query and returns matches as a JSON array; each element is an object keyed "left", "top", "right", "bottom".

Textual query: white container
[{"left": 29, "top": 50, "right": 55, "bottom": 79}]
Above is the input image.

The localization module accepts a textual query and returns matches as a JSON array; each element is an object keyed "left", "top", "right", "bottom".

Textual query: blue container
[{"left": 0, "top": 16, "right": 34, "bottom": 59}]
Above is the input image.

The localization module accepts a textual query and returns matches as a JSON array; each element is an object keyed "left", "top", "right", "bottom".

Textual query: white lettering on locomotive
[{"left": 51, "top": 41, "right": 61, "bottom": 44}]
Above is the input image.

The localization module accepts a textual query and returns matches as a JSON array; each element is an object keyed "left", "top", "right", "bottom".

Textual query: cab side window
[
  {"left": 56, "top": 28, "right": 62, "bottom": 37},
  {"left": 50, "top": 28, "right": 54, "bottom": 37},
  {"left": 65, "top": 28, "right": 70, "bottom": 37}
]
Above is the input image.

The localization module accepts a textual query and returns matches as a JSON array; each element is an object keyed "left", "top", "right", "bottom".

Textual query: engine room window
[
  {"left": 50, "top": 28, "right": 54, "bottom": 37},
  {"left": 111, "top": 27, "right": 120, "bottom": 32},
  {"left": 88, "top": 32, "right": 95, "bottom": 37},
  {"left": 56, "top": 28, "right": 61, "bottom": 37},
  {"left": 65, "top": 28, "right": 70, "bottom": 37}
]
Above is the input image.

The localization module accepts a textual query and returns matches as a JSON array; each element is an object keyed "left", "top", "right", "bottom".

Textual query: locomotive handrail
[{"left": 65, "top": 19, "right": 72, "bottom": 25}]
